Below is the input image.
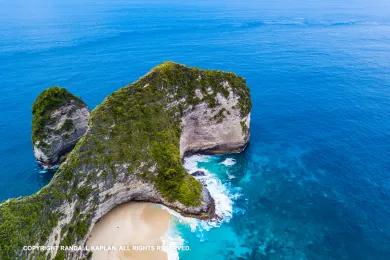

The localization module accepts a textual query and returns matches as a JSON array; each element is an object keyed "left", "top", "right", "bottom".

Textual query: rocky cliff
[
  {"left": 180, "top": 82, "right": 250, "bottom": 157},
  {"left": 0, "top": 62, "right": 251, "bottom": 259},
  {"left": 32, "top": 87, "right": 90, "bottom": 168}
]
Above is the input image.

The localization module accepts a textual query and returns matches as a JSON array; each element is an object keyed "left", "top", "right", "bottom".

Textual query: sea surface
[{"left": 0, "top": 0, "right": 390, "bottom": 259}]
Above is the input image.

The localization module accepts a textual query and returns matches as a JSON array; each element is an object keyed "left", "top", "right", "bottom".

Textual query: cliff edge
[
  {"left": 32, "top": 87, "right": 90, "bottom": 168},
  {"left": 0, "top": 62, "right": 251, "bottom": 259}
]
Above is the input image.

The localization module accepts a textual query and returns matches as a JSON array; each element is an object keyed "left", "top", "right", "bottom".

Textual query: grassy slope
[{"left": 0, "top": 62, "right": 251, "bottom": 259}]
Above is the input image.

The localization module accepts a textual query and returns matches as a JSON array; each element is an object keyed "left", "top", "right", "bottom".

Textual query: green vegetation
[
  {"left": 61, "top": 119, "right": 74, "bottom": 132},
  {"left": 213, "top": 108, "right": 228, "bottom": 123},
  {"left": 152, "top": 61, "right": 251, "bottom": 114},
  {"left": 0, "top": 188, "right": 61, "bottom": 259},
  {"left": 151, "top": 137, "right": 201, "bottom": 205},
  {"left": 0, "top": 62, "right": 251, "bottom": 259},
  {"left": 241, "top": 120, "right": 248, "bottom": 134},
  {"left": 32, "top": 87, "right": 84, "bottom": 143},
  {"left": 77, "top": 186, "right": 92, "bottom": 201}
]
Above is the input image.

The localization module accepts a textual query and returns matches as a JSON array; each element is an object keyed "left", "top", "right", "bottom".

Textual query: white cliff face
[
  {"left": 33, "top": 101, "right": 90, "bottom": 168},
  {"left": 180, "top": 84, "right": 250, "bottom": 158}
]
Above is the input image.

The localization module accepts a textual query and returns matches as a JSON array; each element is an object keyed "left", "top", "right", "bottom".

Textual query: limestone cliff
[
  {"left": 180, "top": 82, "right": 250, "bottom": 157},
  {"left": 32, "top": 87, "right": 90, "bottom": 168},
  {"left": 0, "top": 62, "right": 251, "bottom": 259}
]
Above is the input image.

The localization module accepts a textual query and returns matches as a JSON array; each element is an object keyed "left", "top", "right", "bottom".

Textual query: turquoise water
[{"left": 1, "top": 0, "right": 390, "bottom": 259}]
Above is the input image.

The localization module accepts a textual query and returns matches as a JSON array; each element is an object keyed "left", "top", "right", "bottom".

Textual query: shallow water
[{"left": 0, "top": 0, "right": 389, "bottom": 259}]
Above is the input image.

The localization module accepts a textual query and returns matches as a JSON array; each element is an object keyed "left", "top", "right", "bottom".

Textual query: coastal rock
[
  {"left": 0, "top": 62, "right": 250, "bottom": 259},
  {"left": 32, "top": 87, "right": 89, "bottom": 168},
  {"left": 192, "top": 170, "right": 206, "bottom": 176}
]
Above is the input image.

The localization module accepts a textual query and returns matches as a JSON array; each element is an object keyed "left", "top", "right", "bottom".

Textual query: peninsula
[{"left": 0, "top": 62, "right": 251, "bottom": 259}]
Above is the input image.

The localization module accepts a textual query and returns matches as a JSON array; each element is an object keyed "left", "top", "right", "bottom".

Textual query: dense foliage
[{"left": 0, "top": 186, "right": 62, "bottom": 259}]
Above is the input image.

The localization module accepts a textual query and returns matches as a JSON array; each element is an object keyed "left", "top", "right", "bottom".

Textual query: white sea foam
[
  {"left": 164, "top": 155, "right": 238, "bottom": 259},
  {"left": 162, "top": 206, "right": 198, "bottom": 231},
  {"left": 183, "top": 155, "right": 234, "bottom": 227},
  {"left": 220, "top": 157, "right": 236, "bottom": 167},
  {"left": 161, "top": 225, "right": 184, "bottom": 260},
  {"left": 227, "top": 173, "right": 236, "bottom": 179},
  {"left": 182, "top": 154, "right": 211, "bottom": 173}
]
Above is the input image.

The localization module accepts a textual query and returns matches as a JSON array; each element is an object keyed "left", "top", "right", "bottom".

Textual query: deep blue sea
[{"left": 1, "top": 0, "right": 389, "bottom": 259}]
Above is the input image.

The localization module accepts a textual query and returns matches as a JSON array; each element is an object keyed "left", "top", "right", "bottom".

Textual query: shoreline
[{"left": 86, "top": 154, "right": 236, "bottom": 259}]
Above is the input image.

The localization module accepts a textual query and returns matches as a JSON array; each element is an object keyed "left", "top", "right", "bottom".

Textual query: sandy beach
[{"left": 87, "top": 203, "right": 171, "bottom": 260}]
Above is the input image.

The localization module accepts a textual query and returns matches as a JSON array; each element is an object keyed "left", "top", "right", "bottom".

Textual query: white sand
[{"left": 87, "top": 202, "right": 171, "bottom": 260}]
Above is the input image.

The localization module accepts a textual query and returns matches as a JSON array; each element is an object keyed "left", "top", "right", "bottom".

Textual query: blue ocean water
[{"left": 1, "top": 0, "right": 390, "bottom": 259}]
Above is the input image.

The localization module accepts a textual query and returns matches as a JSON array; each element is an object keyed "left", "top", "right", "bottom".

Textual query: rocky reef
[
  {"left": 32, "top": 87, "right": 90, "bottom": 168},
  {"left": 0, "top": 62, "right": 251, "bottom": 259}
]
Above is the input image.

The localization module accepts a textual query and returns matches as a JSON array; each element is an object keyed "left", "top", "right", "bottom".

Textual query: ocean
[{"left": 0, "top": 0, "right": 389, "bottom": 259}]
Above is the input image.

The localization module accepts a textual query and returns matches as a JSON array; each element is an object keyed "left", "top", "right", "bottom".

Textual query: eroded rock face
[
  {"left": 32, "top": 88, "right": 90, "bottom": 168},
  {"left": 180, "top": 82, "right": 250, "bottom": 158}
]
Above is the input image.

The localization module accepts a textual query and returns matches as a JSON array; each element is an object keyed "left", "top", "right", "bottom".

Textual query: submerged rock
[
  {"left": 0, "top": 62, "right": 250, "bottom": 259},
  {"left": 32, "top": 87, "right": 89, "bottom": 168},
  {"left": 192, "top": 170, "right": 206, "bottom": 176}
]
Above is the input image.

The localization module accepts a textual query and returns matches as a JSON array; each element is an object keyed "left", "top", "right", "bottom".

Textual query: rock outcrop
[
  {"left": 192, "top": 170, "right": 206, "bottom": 177},
  {"left": 0, "top": 62, "right": 251, "bottom": 259},
  {"left": 32, "top": 87, "right": 89, "bottom": 168},
  {"left": 180, "top": 82, "right": 250, "bottom": 158}
]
